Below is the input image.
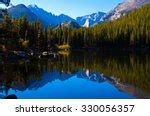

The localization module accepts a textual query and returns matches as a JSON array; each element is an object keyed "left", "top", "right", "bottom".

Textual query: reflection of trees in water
[
  {"left": 0, "top": 59, "right": 43, "bottom": 95},
  {"left": 0, "top": 51, "right": 150, "bottom": 94},
  {"left": 54, "top": 51, "right": 150, "bottom": 92}
]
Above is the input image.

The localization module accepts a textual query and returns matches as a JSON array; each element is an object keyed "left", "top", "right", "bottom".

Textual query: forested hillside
[{"left": 0, "top": 4, "right": 149, "bottom": 52}]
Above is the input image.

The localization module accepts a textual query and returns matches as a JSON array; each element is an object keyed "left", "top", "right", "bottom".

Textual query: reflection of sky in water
[
  {"left": 6, "top": 74, "right": 134, "bottom": 99},
  {"left": 0, "top": 51, "right": 149, "bottom": 99}
]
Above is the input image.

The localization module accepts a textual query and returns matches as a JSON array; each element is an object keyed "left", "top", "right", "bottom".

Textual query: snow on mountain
[
  {"left": 76, "top": 12, "right": 105, "bottom": 27},
  {"left": 102, "top": 0, "right": 150, "bottom": 21},
  {"left": 83, "top": 19, "right": 90, "bottom": 28}
]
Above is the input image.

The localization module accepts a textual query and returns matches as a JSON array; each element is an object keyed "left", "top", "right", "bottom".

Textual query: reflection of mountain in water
[
  {"left": 1, "top": 67, "right": 149, "bottom": 98},
  {"left": 0, "top": 51, "right": 150, "bottom": 98},
  {"left": 77, "top": 70, "right": 105, "bottom": 83},
  {"left": 27, "top": 70, "right": 75, "bottom": 90},
  {"left": 0, "top": 69, "right": 105, "bottom": 93}
]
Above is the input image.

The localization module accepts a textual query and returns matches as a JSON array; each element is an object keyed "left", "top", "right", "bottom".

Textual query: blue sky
[{"left": 1, "top": 0, "right": 124, "bottom": 18}]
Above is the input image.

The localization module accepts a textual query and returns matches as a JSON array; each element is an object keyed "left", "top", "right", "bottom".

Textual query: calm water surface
[{"left": 0, "top": 51, "right": 150, "bottom": 99}]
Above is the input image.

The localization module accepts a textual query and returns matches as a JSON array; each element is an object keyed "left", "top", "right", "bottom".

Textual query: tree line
[{"left": 0, "top": 4, "right": 149, "bottom": 52}]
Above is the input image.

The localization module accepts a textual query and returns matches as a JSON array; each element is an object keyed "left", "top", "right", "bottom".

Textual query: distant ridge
[
  {"left": 76, "top": 12, "right": 105, "bottom": 27},
  {"left": 56, "top": 21, "right": 81, "bottom": 29}
]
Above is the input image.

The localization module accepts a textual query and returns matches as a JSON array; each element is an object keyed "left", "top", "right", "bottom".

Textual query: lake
[{"left": 0, "top": 51, "right": 150, "bottom": 99}]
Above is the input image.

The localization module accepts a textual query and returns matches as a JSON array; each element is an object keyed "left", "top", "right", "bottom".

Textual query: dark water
[{"left": 0, "top": 51, "right": 150, "bottom": 99}]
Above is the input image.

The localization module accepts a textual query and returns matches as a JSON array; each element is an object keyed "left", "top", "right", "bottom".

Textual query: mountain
[
  {"left": 76, "top": 12, "right": 105, "bottom": 27},
  {"left": 57, "top": 14, "right": 76, "bottom": 24},
  {"left": 56, "top": 21, "right": 81, "bottom": 29},
  {"left": 102, "top": 0, "right": 150, "bottom": 21},
  {"left": 8, "top": 4, "right": 38, "bottom": 22},
  {"left": 28, "top": 4, "right": 57, "bottom": 26},
  {"left": 28, "top": 4, "right": 75, "bottom": 26},
  {"left": 7, "top": 4, "right": 75, "bottom": 27}
]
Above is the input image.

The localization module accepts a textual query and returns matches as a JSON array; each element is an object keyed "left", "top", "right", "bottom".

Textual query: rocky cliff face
[{"left": 102, "top": 0, "right": 150, "bottom": 21}]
